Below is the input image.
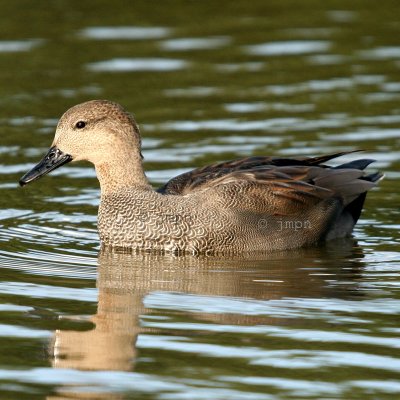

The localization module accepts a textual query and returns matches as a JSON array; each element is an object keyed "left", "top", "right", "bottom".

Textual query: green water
[{"left": 0, "top": 0, "right": 399, "bottom": 399}]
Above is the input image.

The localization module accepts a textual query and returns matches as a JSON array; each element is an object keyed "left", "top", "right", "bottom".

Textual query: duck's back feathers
[
  {"left": 157, "top": 152, "right": 344, "bottom": 195},
  {"left": 158, "top": 151, "right": 381, "bottom": 194}
]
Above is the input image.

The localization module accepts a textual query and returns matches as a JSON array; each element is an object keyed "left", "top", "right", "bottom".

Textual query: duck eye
[{"left": 75, "top": 121, "right": 86, "bottom": 129}]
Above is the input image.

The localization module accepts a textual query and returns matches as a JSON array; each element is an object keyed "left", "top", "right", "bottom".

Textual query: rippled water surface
[{"left": 0, "top": 1, "right": 399, "bottom": 399}]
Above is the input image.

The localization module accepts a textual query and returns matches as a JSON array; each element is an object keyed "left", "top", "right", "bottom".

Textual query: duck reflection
[{"left": 49, "top": 239, "right": 365, "bottom": 398}]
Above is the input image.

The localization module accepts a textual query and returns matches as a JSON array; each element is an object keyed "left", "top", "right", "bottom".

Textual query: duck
[{"left": 19, "top": 100, "right": 382, "bottom": 254}]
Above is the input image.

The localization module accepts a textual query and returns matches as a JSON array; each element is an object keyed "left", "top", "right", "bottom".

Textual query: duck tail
[{"left": 336, "top": 159, "right": 384, "bottom": 223}]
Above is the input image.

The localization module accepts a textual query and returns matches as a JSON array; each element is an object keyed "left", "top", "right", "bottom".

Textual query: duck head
[{"left": 19, "top": 100, "right": 143, "bottom": 187}]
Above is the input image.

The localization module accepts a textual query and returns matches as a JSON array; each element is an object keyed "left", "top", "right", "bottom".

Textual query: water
[{"left": 0, "top": 0, "right": 399, "bottom": 399}]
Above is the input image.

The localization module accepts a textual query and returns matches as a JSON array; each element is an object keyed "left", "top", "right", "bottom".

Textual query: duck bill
[{"left": 19, "top": 146, "right": 72, "bottom": 187}]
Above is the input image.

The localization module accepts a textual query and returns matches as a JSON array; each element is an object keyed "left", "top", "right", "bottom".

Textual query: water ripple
[
  {"left": 0, "top": 39, "right": 43, "bottom": 52},
  {"left": 360, "top": 47, "right": 400, "bottom": 60},
  {"left": 0, "top": 281, "right": 96, "bottom": 301},
  {"left": 158, "top": 118, "right": 301, "bottom": 132},
  {"left": 160, "top": 36, "right": 231, "bottom": 51},
  {"left": 144, "top": 292, "right": 400, "bottom": 318},
  {"left": 87, "top": 58, "right": 189, "bottom": 72},
  {"left": 0, "top": 249, "right": 97, "bottom": 279},
  {"left": 79, "top": 26, "right": 171, "bottom": 40},
  {"left": 245, "top": 40, "right": 331, "bottom": 56},
  {"left": 0, "top": 324, "right": 50, "bottom": 338},
  {"left": 138, "top": 333, "right": 400, "bottom": 362}
]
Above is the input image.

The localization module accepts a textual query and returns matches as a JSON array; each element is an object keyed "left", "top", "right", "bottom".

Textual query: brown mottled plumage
[{"left": 19, "top": 100, "right": 383, "bottom": 254}]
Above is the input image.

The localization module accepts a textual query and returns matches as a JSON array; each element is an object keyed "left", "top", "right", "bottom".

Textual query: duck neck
[{"left": 95, "top": 151, "right": 151, "bottom": 195}]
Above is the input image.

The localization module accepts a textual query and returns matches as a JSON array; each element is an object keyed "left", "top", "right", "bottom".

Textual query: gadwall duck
[{"left": 19, "top": 100, "right": 382, "bottom": 254}]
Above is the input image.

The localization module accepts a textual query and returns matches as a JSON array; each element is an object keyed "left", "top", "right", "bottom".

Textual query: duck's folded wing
[
  {"left": 206, "top": 165, "right": 379, "bottom": 214},
  {"left": 157, "top": 152, "right": 356, "bottom": 195},
  {"left": 206, "top": 167, "right": 334, "bottom": 216}
]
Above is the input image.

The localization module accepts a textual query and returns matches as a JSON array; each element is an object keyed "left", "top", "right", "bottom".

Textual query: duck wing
[
  {"left": 157, "top": 151, "right": 368, "bottom": 196},
  {"left": 205, "top": 165, "right": 379, "bottom": 212}
]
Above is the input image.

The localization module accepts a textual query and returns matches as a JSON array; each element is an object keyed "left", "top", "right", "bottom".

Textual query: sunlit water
[{"left": 0, "top": 1, "right": 399, "bottom": 399}]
